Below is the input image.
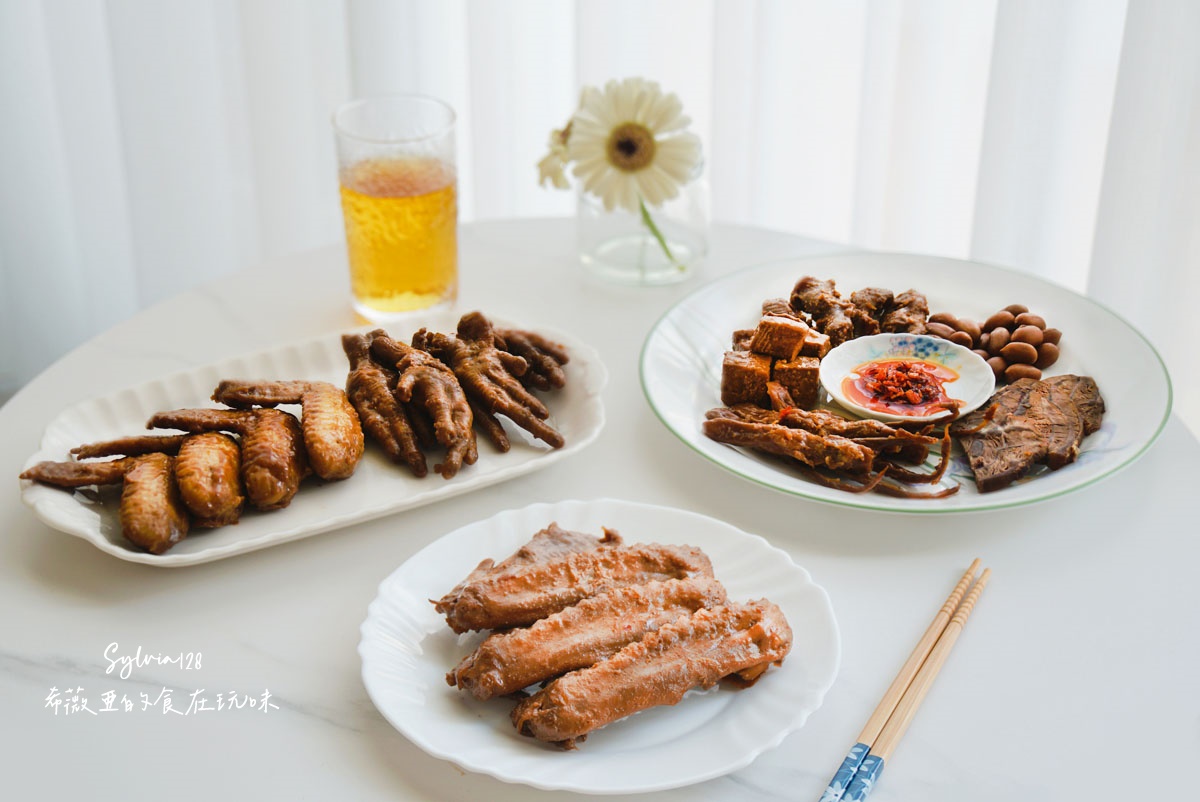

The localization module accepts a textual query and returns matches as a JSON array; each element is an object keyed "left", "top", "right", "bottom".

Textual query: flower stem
[{"left": 639, "top": 198, "right": 679, "bottom": 267}]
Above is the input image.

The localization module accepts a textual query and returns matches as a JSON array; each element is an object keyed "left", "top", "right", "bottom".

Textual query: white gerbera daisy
[
  {"left": 537, "top": 126, "right": 571, "bottom": 189},
  {"left": 566, "top": 78, "right": 702, "bottom": 214}
]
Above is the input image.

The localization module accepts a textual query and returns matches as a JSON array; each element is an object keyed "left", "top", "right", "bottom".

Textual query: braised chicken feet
[
  {"left": 368, "top": 330, "right": 477, "bottom": 478},
  {"left": 467, "top": 395, "right": 510, "bottom": 453},
  {"left": 419, "top": 312, "right": 564, "bottom": 449},
  {"left": 496, "top": 328, "right": 569, "bottom": 391},
  {"left": 342, "top": 333, "right": 428, "bottom": 477}
]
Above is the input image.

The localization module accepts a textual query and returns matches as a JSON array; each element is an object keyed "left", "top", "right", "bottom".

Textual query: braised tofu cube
[
  {"left": 772, "top": 356, "right": 822, "bottom": 408},
  {"left": 800, "top": 329, "right": 831, "bottom": 358},
  {"left": 749, "top": 315, "right": 811, "bottom": 360},
  {"left": 731, "top": 329, "right": 755, "bottom": 351},
  {"left": 721, "top": 351, "right": 772, "bottom": 406}
]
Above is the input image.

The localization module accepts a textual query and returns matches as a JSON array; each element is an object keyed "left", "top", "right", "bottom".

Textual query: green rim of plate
[{"left": 638, "top": 251, "right": 1174, "bottom": 515}]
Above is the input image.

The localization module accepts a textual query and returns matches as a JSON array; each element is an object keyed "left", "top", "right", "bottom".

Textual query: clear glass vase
[{"left": 577, "top": 175, "right": 709, "bottom": 285}]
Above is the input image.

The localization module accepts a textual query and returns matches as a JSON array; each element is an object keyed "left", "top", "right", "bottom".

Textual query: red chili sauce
[{"left": 841, "top": 358, "right": 958, "bottom": 417}]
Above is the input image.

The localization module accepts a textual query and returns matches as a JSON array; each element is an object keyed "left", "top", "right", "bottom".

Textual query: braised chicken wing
[
  {"left": 511, "top": 600, "right": 792, "bottom": 748},
  {"left": 147, "top": 408, "right": 308, "bottom": 510},
  {"left": 21, "top": 453, "right": 190, "bottom": 554},
  {"left": 120, "top": 453, "right": 191, "bottom": 553},
  {"left": 212, "top": 380, "right": 364, "bottom": 481},
  {"left": 70, "top": 433, "right": 243, "bottom": 527}
]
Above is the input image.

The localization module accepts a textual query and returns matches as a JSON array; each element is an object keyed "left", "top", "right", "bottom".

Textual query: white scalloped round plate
[
  {"left": 19, "top": 313, "right": 607, "bottom": 566},
  {"left": 640, "top": 252, "right": 1172, "bottom": 513},
  {"left": 358, "top": 498, "right": 840, "bottom": 795}
]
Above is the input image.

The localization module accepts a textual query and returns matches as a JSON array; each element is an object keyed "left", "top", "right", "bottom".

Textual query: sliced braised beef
[
  {"left": 1042, "top": 374, "right": 1105, "bottom": 435},
  {"left": 950, "top": 374, "right": 1104, "bottom": 492},
  {"left": 951, "top": 380, "right": 1043, "bottom": 492},
  {"left": 1032, "top": 381, "right": 1085, "bottom": 469}
]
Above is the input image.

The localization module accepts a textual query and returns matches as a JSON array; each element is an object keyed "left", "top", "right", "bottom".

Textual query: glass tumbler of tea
[{"left": 332, "top": 94, "right": 457, "bottom": 321}]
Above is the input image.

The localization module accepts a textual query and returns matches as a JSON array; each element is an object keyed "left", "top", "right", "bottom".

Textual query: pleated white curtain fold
[
  {"left": 1089, "top": 0, "right": 1200, "bottom": 429},
  {"left": 971, "top": 0, "right": 1126, "bottom": 291},
  {"left": 1, "top": 0, "right": 1194, "bottom": 430},
  {"left": 1, "top": 0, "right": 139, "bottom": 391}
]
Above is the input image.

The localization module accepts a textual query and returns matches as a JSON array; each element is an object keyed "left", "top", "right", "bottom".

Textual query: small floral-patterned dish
[{"left": 819, "top": 333, "right": 995, "bottom": 424}]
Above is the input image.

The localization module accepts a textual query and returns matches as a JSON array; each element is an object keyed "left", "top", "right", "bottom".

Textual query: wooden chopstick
[
  {"left": 839, "top": 568, "right": 992, "bottom": 802},
  {"left": 817, "top": 559, "right": 982, "bottom": 802}
]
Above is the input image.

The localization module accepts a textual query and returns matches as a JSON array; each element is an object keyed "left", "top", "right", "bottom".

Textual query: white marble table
[{"left": 2, "top": 219, "right": 1196, "bottom": 801}]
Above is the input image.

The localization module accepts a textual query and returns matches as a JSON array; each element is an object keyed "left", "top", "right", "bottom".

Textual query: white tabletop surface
[{"left": 2, "top": 219, "right": 1197, "bottom": 801}]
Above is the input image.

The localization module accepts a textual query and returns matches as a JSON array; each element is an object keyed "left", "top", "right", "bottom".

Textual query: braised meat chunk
[
  {"left": 790, "top": 276, "right": 857, "bottom": 346},
  {"left": 849, "top": 287, "right": 894, "bottom": 335},
  {"left": 762, "top": 298, "right": 801, "bottom": 320},
  {"left": 880, "top": 289, "right": 929, "bottom": 334},
  {"left": 731, "top": 329, "right": 755, "bottom": 351},
  {"left": 761, "top": 297, "right": 830, "bottom": 356}
]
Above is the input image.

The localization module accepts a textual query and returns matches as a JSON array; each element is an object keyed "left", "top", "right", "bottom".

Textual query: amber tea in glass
[{"left": 333, "top": 95, "right": 457, "bottom": 320}]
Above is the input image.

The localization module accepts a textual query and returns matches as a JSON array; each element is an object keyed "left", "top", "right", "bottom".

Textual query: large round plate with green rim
[{"left": 639, "top": 252, "right": 1172, "bottom": 513}]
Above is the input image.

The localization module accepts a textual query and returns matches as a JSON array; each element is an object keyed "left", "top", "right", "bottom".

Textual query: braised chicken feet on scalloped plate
[{"left": 19, "top": 311, "right": 607, "bottom": 565}]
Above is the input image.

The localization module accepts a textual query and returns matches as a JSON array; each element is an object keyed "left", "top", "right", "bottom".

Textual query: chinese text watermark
[{"left": 45, "top": 643, "right": 279, "bottom": 717}]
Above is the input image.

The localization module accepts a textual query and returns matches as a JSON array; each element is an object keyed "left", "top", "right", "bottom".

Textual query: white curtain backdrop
[{"left": 2, "top": 0, "right": 1195, "bottom": 433}]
